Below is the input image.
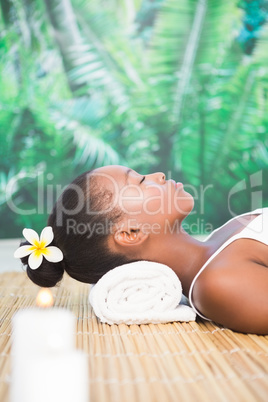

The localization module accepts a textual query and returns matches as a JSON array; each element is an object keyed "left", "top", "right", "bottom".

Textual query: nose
[{"left": 147, "top": 172, "right": 166, "bottom": 183}]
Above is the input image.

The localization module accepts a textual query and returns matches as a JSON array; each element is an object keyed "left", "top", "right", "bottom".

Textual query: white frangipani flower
[{"left": 14, "top": 227, "right": 63, "bottom": 270}]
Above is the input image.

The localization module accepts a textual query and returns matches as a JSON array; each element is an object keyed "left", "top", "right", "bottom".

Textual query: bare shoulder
[{"left": 192, "top": 241, "right": 268, "bottom": 334}]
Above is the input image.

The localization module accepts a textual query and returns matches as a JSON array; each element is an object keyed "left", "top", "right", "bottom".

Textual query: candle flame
[{"left": 36, "top": 288, "right": 54, "bottom": 307}]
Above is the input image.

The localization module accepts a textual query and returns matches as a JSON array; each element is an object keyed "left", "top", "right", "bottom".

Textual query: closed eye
[{"left": 140, "top": 176, "right": 145, "bottom": 184}]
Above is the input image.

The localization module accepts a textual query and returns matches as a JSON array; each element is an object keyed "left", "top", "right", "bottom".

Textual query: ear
[{"left": 114, "top": 228, "right": 149, "bottom": 247}]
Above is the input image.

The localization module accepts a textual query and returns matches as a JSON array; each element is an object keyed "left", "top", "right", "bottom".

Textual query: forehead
[
  {"left": 94, "top": 165, "right": 128, "bottom": 175},
  {"left": 93, "top": 165, "right": 129, "bottom": 180},
  {"left": 91, "top": 165, "right": 131, "bottom": 190}
]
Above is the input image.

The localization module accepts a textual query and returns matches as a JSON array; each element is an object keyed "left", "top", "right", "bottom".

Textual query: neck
[{"left": 141, "top": 228, "right": 216, "bottom": 297}]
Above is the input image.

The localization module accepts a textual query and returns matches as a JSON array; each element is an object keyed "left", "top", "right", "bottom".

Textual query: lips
[
  {"left": 176, "top": 182, "right": 183, "bottom": 189},
  {"left": 170, "top": 179, "right": 183, "bottom": 189}
]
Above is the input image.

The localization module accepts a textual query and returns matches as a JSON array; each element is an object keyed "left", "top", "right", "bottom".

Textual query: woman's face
[{"left": 92, "top": 165, "right": 194, "bottom": 235}]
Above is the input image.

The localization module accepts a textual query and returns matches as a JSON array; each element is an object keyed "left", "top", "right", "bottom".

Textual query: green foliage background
[{"left": 0, "top": 0, "right": 268, "bottom": 238}]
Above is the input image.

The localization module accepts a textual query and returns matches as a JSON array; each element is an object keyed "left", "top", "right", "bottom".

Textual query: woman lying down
[{"left": 14, "top": 165, "right": 268, "bottom": 334}]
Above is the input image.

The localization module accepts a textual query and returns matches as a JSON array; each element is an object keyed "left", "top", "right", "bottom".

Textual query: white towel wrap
[{"left": 89, "top": 261, "right": 196, "bottom": 325}]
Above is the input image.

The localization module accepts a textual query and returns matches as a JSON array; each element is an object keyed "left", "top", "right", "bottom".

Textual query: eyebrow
[{"left": 124, "top": 168, "right": 132, "bottom": 184}]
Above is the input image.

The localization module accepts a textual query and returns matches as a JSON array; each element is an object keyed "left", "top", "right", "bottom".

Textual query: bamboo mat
[{"left": 0, "top": 273, "right": 268, "bottom": 402}]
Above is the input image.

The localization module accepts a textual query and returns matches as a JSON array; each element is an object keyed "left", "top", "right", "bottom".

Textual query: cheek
[
  {"left": 117, "top": 184, "right": 194, "bottom": 220},
  {"left": 143, "top": 187, "right": 164, "bottom": 215},
  {"left": 118, "top": 186, "right": 144, "bottom": 215},
  {"left": 118, "top": 186, "right": 166, "bottom": 217},
  {"left": 141, "top": 186, "right": 177, "bottom": 218}
]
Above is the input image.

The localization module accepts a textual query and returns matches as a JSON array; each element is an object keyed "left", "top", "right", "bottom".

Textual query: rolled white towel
[{"left": 89, "top": 261, "right": 196, "bottom": 325}]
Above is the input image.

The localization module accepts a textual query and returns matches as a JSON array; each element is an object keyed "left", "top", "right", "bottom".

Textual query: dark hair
[{"left": 19, "top": 170, "right": 136, "bottom": 287}]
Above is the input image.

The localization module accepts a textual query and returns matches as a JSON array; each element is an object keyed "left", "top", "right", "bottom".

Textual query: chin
[
  {"left": 176, "top": 191, "right": 194, "bottom": 218},
  {"left": 187, "top": 193, "right": 195, "bottom": 213}
]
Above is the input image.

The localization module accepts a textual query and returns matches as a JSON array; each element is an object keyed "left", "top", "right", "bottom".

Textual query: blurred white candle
[
  {"left": 12, "top": 308, "right": 76, "bottom": 356},
  {"left": 11, "top": 288, "right": 89, "bottom": 402},
  {"left": 11, "top": 350, "right": 88, "bottom": 402}
]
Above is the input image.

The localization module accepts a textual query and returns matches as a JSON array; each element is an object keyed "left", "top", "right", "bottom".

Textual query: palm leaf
[
  {"left": 50, "top": 101, "right": 122, "bottom": 167},
  {"left": 147, "top": 0, "right": 239, "bottom": 127}
]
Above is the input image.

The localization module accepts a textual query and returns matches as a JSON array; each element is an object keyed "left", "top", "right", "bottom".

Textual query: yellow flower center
[{"left": 32, "top": 240, "right": 49, "bottom": 256}]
